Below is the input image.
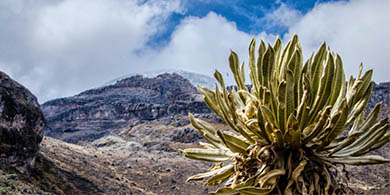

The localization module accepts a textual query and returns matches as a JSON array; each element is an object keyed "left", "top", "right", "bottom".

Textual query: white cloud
[
  {"left": 260, "top": 3, "right": 302, "bottom": 31},
  {"left": 146, "top": 12, "right": 251, "bottom": 83},
  {"left": 0, "top": 0, "right": 182, "bottom": 102},
  {"left": 0, "top": 0, "right": 388, "bottom": 103},
  {"left": 283, "top": 0, "right": 390, "bottom": 82},
  {"left": 153, "top": 0, "right": 389, "bottom": 88},
  {"left": 140, "top": 12, "right": 276, "bottom": 85}
]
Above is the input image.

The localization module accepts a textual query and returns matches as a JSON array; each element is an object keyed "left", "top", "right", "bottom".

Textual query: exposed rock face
[
  {"left": 369, "top": 82, "right": 390, "bottom": 108},
  {"left": 0, "top": 71, "right": 45, "bottom": 174},
  {"left": 42, "top": 73, "right": 211, "bottom": 143}
]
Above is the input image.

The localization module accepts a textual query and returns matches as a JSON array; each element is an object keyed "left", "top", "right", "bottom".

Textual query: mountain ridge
[{"left": 102, "top": 69, "right": 217, "bottom": 90}]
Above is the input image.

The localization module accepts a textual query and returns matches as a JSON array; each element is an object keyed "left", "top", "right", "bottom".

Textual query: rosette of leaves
[{"left": 180, "top": 35, "right": 390, "bottom": 194}]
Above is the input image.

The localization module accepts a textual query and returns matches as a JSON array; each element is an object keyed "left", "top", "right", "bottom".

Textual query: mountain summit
[{"left": 104, "top": 69, "right": 217, "bottom": 89}]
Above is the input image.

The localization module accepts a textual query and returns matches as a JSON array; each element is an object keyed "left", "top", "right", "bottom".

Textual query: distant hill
[{"left": 104, "top": 69, "right": 217, "bottom": 89}]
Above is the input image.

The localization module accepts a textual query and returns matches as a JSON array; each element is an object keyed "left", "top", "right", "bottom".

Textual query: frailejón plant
[{"left": 180, "top": 35, "right": 390, "bottom": 194}]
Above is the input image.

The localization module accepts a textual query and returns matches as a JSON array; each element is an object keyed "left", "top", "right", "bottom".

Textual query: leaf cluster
[{"left": 181, "top": 35, "right": 389, "bottom": 194}]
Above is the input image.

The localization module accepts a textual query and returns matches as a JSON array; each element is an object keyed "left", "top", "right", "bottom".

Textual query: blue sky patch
[{"left": 147, "top": 0, "right": 341, "bottom": 48}]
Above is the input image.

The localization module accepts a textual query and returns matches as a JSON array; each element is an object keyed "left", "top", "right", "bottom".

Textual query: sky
[{"left": 0, "top": 0, "right": 389, "bottom": 103}]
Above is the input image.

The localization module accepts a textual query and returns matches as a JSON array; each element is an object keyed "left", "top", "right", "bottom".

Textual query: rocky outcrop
[
  {"left": 0, "top": 71, "right": 45, "bottom": 174},
  {"left": 42, "top": 73, "right": 211, "bottom": 143},
  {"left": 369, "top": 82, "right": 390, "bottom": 108}
]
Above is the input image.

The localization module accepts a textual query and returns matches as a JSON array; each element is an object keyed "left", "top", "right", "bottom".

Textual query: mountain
[
  {"left": 104, "top": 69, "right": 217, "bottom": 89},
  {"left": 43, "top": 71, "right": 390, "bottom": 145},
  {"left": 2, "top": 71, "right": 389, "bottom": 194},
  {"left": 42, "top": 73, "right": 212, "bottom": 144}
]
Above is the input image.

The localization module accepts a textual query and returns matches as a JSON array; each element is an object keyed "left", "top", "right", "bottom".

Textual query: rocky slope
[
  {"left": 0, "top": 71, "right": 45, "bottom": 174},
  {"left": 371, "top": 82, "right": 390, "bottom": 106},
  {"left": 38, "top": 114, "right": 389, "bottom": 194},
  {"left": 1, "top": 115, "right": 221, "bottom": 195},
  {"left": 42, "top": 73, "right": 211, "bottom": 144}
]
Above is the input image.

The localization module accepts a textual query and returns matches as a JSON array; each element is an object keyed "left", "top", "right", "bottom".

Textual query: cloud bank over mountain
[{"left": 0, "top": 0, "right": 388, "bottom": 102}]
